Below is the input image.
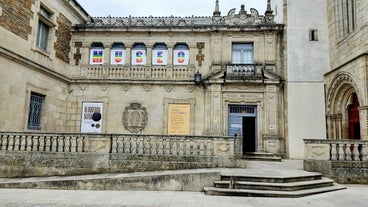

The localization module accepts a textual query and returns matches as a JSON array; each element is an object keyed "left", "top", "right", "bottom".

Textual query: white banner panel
[
  {"left": 131, "top": 49, "right": 147, "bottom": 65},
  {"left": 81, "top": 102, "right": 103, "bottom": 133},
  {"left": 110, "top": 49, "right": 126, "bottom": 65},
  {"left": 89, "top": 48, "right": 104, "bottom": 65},
  {"left": 152, "top": 49, "right": 168, "bottom": 65},
  {"left": 173, "top": 50, "right": 189, "bottom": 65}
]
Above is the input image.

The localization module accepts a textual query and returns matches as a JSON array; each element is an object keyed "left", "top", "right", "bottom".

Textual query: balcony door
[{"left": 232, "top": 43, "right": 254, "bottom": 64}]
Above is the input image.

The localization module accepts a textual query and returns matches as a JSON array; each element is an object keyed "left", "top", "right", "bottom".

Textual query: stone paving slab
[
  {"left": 0, "top": 185, "right": 367, "bottom": 207},
  {"left": 0, "top": 160, "right": 366, "bottom": 206}
]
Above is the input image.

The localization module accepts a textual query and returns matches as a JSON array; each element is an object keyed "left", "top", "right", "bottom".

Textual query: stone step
[
  {"left": 203, "top": 183, "right": 347, "bottom": 198},
  {"left": 242, "top": 152, "right": 282, "bottom": 162},
  {"left": 214, "top": 177, "right": 334, "bottom": 191},
  {"left": 220, "top": 173, "right": 323, "bottom": 183},
  {"left": 0, "top": 169, "right": 221, "bottom": 192}
]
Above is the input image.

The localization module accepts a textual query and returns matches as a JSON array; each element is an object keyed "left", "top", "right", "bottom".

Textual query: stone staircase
[
  {"left": 203, "top": 172, "right": 346, "bottom": 197},
  {"left": 242, "top": 152, "right": 282, "bottom": 162}
]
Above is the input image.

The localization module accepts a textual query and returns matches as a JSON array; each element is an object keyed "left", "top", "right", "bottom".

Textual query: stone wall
[
  {"left": 0, "top": 132, "right": 236, "bottom": 178},
  {"left": 55, "top": 13, "right": 72, "bottom": 64},
  {"left": 0, "top": 0, "right": 34, "bottom": 40},
  {"left": 304, "top": 139, "right": 368, "bottom": 184}
]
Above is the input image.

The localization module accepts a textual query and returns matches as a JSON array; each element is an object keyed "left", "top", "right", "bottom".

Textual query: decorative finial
[
  {"left": 213, "top": 0, "right": 221, "bottom": 16},
  {"left": 267, "top": 0, "right": 272, "bottom": 12},
  {"left": 239, "top": 4, "right": 246, "bottom": 15}
]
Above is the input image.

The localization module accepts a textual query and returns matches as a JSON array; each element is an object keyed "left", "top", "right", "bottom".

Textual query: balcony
[
  {"left": 81, "top": 65, "right": 195, "bottom": 81},
  {"left": 225, "top": 64, "right": 263, "bottom": 80}
]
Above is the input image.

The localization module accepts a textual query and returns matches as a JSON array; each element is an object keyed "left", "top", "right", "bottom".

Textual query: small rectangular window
[
  {"left": 309, "top": 29, "right": 319, "bottom": 41},
  {"left": 28, "top": 92, "right": 45, "bottom": 130}
]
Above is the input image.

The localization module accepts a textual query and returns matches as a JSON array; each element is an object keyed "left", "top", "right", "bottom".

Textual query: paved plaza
[
  {"left": 0, "top": 160, "right": 367, "bottom": 207},
  {"left": 0, "top": 185, "right": 368, "bottom": 207}
]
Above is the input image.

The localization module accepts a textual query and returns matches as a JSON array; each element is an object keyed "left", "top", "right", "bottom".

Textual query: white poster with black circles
[{"left": 81, "top": 102, "right": 103, "bottom": 133}]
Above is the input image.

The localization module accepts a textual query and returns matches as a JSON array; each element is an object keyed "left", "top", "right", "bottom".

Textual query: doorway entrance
[
  {"left": 228, "top": 105, "right": 257, "bottom": 154},
  {"left": 348, "top": 93, "right": 360, "bottom": 140}
]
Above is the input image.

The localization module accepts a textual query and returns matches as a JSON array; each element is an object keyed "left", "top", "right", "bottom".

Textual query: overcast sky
[{"left": 77, "top": 0, "right": 267, "bottom": 17}]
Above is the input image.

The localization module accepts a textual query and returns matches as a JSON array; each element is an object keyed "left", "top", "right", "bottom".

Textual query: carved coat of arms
[{"left": 122, "top": 103, "right": 148, "bottom": 133}]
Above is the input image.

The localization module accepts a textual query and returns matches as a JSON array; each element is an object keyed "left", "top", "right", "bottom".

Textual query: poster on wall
[
  {"left": 110, "top": 48, "right": 126, "bottom": 65},
  {"left": 173, "top": 50, "right": 190, "bottom": 65},
  {"left": 167, "top": 104, "right": 190, "bottom": 135},
  {"left": 131, "top": 49, "right": 147, "bottom": 65},
  {"left": 89, "top": 48, "right": 104, "bottom": 65},
  {"left": 81, "top": 102, "right": 103, "bottom": 133},
  {"left": 152, "top": 50, "right": 168, "bottom": 65}
]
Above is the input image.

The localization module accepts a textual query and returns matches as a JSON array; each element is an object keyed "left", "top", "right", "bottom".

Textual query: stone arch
[{"left": 326, "top": 72, "right": 361, "bottom": 139}]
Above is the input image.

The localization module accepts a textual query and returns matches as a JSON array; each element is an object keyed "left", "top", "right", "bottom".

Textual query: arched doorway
[
  {"left": 348, "top": 93, "right": 360, "bottom": 140},
  {"left": 326, "top": 73, "right": 360, "bottom": 140}
]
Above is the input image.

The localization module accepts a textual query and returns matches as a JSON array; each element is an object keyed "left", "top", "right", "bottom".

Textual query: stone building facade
[
  {"left": 0, "top": 1, "right": 286, "bottom": 157},
  {"left": 271, "top": 0, "right": 330, "bottom": 158},
  {"left": 324, "top": 0, "right": 368, "bottom": 141}
]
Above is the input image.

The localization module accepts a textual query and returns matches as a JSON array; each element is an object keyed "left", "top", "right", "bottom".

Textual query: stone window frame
[
  {"left": 35, "top": 4, "right": 56, "bottom": 53},
  {"left": 24, "top": 84, "right": 48, "bottom": 131},
  {"left": 163, "top": 98, "right": 196, "bottom": 135}
]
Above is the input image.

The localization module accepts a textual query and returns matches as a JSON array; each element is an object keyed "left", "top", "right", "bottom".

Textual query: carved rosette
[{"left": 122, "top": 103, "right": 148, "bottom": 133}]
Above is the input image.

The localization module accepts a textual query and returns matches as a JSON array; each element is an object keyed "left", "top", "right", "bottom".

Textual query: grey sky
[{"left": 77, "top": 0, "right": 267, "bottom": 17}]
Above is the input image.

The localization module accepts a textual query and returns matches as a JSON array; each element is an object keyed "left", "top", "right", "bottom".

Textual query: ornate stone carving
[{"left": 122, "top": 103, "right": 148, "bottom": 133}]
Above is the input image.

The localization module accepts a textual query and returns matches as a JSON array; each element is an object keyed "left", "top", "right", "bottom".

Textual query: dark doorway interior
[
  {"left": 243, "top": 117, "right": 256, "bottom": 153},
  {"left": 348, "top": 93, "right": 360, "bottom": 140}
]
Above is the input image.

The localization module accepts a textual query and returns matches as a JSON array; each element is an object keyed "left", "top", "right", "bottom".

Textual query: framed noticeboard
[{"left": 167, "top": 104, "right": 191, "bottom": 135}]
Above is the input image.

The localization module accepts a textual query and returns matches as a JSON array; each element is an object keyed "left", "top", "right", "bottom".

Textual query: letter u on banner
[{"left": 111, "top": 49, "right": 125, "bottom": 65}]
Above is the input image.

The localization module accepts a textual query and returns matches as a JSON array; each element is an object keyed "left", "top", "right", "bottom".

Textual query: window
[
  {"left": 309, "top": 29, "right": 319, "bottom": 41},
  {"left": 336, "top": 0, "right": 356, "bottom": 38},
  {"left": 173, "top": 44, "right": 189, "bottom": 65},
  {"left": 110, "top": 43, "right": 125, "bottom": 65},
  {"left": 152, "top": 43, "right": 168, "bottom": 65},
  {"left": 36, "top": 6, "right": 54, "bottom": 51},
  {"left": 28, "top": 92, "right": 45, "bottom": 130},
  {"left": 131, "top": 43, "right": 147, "bottom": 65},
  {"left": 232, "top": 43, "right": 254, "bottom": 64},
  {"left": 89, "top": 42, "right": 104, "bottom": 65}
]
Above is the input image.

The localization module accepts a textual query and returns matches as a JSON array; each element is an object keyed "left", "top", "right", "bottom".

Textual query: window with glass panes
[
  {"left": 232, "top": 43, "right": 254, "bottom": 64},
  {"left": 36, "top": 6, "right": 52, "bottom": 51}
]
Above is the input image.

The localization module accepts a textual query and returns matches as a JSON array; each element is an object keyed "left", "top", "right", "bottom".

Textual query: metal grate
[
  {"left": 28, "top": 93, "right": 45, "bottom": 130},
  {"left": 229, "top": 105, "right": 256, "bottom": 115}
]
